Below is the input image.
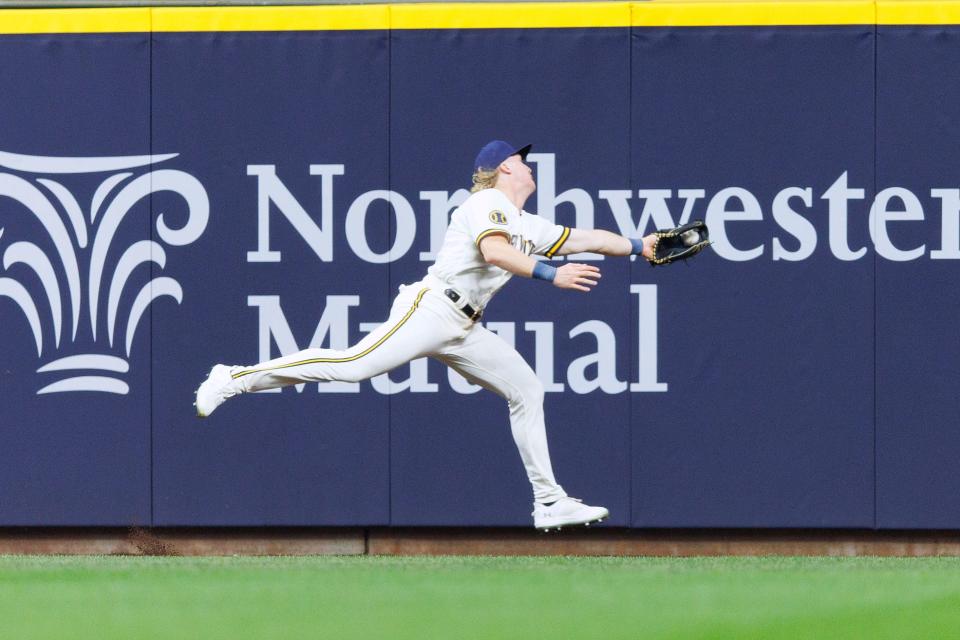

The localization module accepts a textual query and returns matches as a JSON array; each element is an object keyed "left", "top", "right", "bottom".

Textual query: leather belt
[{"left": 444, "top": 289, "right": 482, "bottom": 321}]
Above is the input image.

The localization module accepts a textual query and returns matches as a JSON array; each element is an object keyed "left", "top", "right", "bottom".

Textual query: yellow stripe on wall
[
  {"left": 632, "top": 1, "right": 875, "bottom": 27},
  {"left": 151, "top": 5, "right": 389, "bottom": 32},
  {"left": 876, "top": 0, "right": 960, "bottom": 25},
  {"left": 0, "top": 8, "right": 150, "bottom": 34},
  {"left": 391, "top": 2, "right": 630, "bottom": 30},
  {"left": 3, "top": 1, "right": 960, "bottom": 35}
]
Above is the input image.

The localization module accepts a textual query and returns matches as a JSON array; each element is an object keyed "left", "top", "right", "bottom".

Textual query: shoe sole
[{"left": 535, "top": 513, "right": 608, "bottom": 532}]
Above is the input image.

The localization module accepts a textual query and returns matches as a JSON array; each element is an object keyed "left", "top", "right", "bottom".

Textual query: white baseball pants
[{"left": 229, "top": 279, "right": 567, "bottom": 503}]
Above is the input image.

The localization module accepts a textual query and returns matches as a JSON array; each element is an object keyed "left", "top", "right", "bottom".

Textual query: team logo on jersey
[
  {"left": 0, "top": 150, "right": 209, "bottom": 395},
  {"left": 511, "top": 235, "right": 535, "bottom": 256},
  {"left": 488, "top": 210, "right": 508, "bottom": 225}
]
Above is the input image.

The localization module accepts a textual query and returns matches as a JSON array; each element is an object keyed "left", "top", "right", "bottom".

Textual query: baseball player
[{"left": 195, "top": 140, "right": 661, "bottom": 531}]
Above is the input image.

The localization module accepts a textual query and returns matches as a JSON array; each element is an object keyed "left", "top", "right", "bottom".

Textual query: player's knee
[
  {"left": 518, "top": 377, "right": 545, "bottom": 407},
  {"left": 503, "top": 369, "right": 544, "bottom": 410},
  {"left": 336, "top": 367, "right": 367, "bottom": 383}
]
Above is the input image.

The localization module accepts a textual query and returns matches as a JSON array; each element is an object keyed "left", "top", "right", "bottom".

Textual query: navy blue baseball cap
[{"left": 474, "top": 140, "right": 532, "bottom": 172}]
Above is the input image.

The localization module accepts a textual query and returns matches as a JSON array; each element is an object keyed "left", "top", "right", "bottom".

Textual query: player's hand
[
  {"left": 553, "top": 263, "right": 601, "bottom": 292},
  {"left": 640, "top": 234, "right": 657, "bottom": 260}
]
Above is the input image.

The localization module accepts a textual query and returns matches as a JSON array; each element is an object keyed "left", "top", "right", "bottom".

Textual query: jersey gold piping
[
  {"left": 475, "top": 228, "right": 512, "bottom": 247},
  {"left": 231, "top": 287, "right": 429, "bottom": 380},
  {"left": 545, "top": 227, "right": 570, "bottom": 258}
]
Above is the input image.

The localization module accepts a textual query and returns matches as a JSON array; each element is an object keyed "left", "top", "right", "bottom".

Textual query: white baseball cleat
[
  {"left": 532, "top": 497, "right": 609, "bottom": 531},
  {"left": 194, "top": 364, "right": 240, "bottom": 417}
]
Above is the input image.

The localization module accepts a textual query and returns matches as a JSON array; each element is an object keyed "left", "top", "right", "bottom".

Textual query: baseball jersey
[{"left": 426, "top": 188, "right": 570, "bottom": 309}]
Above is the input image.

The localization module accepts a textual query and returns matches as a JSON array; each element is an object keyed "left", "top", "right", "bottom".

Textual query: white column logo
[{"left": 0, "top": 150, "right": 209, "bottom": 395}]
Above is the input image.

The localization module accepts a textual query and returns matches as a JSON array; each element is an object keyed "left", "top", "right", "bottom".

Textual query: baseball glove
[{"left": 647, "top": 220, "right": 711, "bottom": 266}]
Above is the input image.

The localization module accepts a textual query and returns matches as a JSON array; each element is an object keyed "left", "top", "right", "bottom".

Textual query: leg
[
  {"left": 233, "top": 287, "right": 438, "bottom": 392},
  {"left": 435, "top": 324, "right": 566, "bottom": 504},
  {"left": 196, "top": 286, "right": 445, "bottom": 416}
]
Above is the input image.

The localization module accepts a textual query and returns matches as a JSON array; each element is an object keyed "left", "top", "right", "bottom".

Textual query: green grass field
[{"left": 0, "top": 555, "right": 958, "bottom": 639}]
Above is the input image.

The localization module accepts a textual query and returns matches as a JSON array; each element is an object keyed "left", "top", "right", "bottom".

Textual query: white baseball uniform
[{"left": 229, "top": 188, "right": 572, "bottom": 503}]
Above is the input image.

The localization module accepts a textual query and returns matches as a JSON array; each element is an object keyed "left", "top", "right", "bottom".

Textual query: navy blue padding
[
  {"left": 388, "top": 28, "right": 633, "bottom": 525},
  {"left": 0, "top": 34, "right": 151, "bottom": 524},
  {"left": 630, "top": 27, "right": 876, "bottom": 527},
  {"left": 150, "top": 31, "right": 392, "bottom": 525},
  {"left": 5, "top": 24, "right": 960, "bottom": 529},
  {"left": 875, "top": 26, "right": 960, "bottom": 529}
]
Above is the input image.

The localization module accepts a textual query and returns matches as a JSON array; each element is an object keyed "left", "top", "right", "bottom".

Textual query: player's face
[{"left": 503, "top": 154, "right": 536, "bottom": 192}]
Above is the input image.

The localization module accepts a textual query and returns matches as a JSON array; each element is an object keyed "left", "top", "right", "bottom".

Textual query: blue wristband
[
  {"left": 531, "top": 261, "right": 557, "bottom": 282},
  {"left": 630, "top": 238, "right": 645, "bottom": 254}
]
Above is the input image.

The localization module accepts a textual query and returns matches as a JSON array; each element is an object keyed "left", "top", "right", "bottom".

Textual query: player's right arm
[
  {"left": 479, "top": 235, "right": 600, "bottom": 292},
  {"left": 559, "top": 228, "right": 656, "bottom": 260}
]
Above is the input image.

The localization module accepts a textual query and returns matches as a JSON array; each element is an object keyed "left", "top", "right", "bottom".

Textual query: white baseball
[{"left": 681, "top": 230, "right": 700, "bottom": 246}]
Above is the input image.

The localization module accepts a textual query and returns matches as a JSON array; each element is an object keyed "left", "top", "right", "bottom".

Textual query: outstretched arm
[
  {"left": 479, "top": 235, "right": 601, "bottom": 292},
  {"left": 558, "top": 228, "right": 656, "bottom": 260}
]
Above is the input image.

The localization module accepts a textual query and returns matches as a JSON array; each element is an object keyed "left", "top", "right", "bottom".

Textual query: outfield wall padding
[{"left": 0, "top": 4, "right": 958, "bottom": 528}]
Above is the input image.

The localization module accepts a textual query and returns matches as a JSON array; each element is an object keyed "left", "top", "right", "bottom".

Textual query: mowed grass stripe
[{"left": 0, "top": 556, "right": 958, "bottom": 639}]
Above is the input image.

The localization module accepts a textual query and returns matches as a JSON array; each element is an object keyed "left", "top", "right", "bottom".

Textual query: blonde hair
[{"left": 470, "top": 167, "right": 499, "bottom": 193}]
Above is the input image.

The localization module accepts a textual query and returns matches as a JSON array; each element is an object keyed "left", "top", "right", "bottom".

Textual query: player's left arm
[{"left": 558, "top": 228, "right": 656, "bottom": 260}]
